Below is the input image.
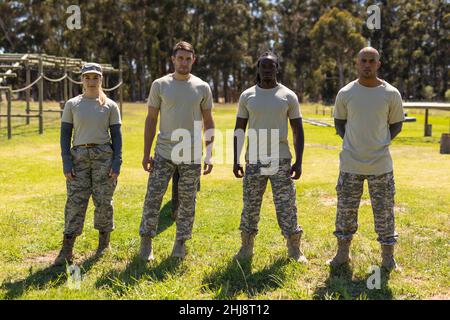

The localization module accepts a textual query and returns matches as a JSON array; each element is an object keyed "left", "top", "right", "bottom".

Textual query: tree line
[{"left": 0, "top": 0, "right": 448, "bottom": 103}]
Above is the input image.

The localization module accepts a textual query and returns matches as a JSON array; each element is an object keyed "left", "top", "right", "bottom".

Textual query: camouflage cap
[{"left": 81, "top": 62, "right": 103, "bottom": 76}]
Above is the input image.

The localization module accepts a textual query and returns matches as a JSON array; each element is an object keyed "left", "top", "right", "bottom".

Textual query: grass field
[{"left": 0, "top": 101, "right": 449, "bottom": 300}]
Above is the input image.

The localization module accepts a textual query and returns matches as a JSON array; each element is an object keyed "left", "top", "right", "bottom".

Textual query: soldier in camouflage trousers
[
  {"left": 139, "top": 41, "right": 214, "bottom": 261},
  {"left": 140, "top": 154, "right": 201, "bottom": 241},
  {"left": 233, "top": 51, "right": 307, "bottom": 263},
  {"left": 55, "top": 62, "right": 122, "bottom": 266},
  {"left": 334, "top": 171, "right": 397, "bottom": 245},
  {"left": 240, "top": 160, "right": 302, "bottom": 239},
  {"left": 329, "top": 47, "right": 404, "bottom": 271},
  {"left": 64, "top": 144, "right": 118, "bottom": 237}
]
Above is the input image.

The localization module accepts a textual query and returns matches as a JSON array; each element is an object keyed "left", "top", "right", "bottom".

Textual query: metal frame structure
[
  {"left": 403, "top": 102, "right": 450, "bottom": 137},
  {"left": 0, "top": 53, "right": 124, "bottom": 139}
]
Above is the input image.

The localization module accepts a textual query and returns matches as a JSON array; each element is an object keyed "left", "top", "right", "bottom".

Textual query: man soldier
[
  {"left": 328, "top": 47, "right": 404, "bottom": 271},
  {"left": 233, "top": 51, "right": 307, "bottom": 263},
  {"left": 139, "top": 41, "right": 215, "bottom": 261}
]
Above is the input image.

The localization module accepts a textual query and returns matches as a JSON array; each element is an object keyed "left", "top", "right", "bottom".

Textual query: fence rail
[{"left": 0, "top": 55, "right": 124, "bottom": 139}]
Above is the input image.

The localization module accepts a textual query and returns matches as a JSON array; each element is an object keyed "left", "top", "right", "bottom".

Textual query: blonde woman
[{"left": 54, "top": 63, "right": 122, "bottom": 266}]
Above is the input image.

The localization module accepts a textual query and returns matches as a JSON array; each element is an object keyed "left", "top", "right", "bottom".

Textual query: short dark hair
[{"left": 172, "top": 41, "right": 195, "bottom": 56}]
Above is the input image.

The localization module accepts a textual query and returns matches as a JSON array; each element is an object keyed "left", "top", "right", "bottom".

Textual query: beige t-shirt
[
  {"left": 334, "top": 79, "right": 404, "bottom": 175},
  {"left": 237, "top": 84, "right": 301, "bottom": 161},
  {"left": 147, "top": 73, "right": 213, "bottom": 162},
  {"left": 61, "top": 95, "right": 121, "bottom": 146}
]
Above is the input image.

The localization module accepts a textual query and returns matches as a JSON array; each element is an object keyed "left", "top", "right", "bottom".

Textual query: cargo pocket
[
  {"left": 387, "top": 174, "right": 396, "bottom": 197},
  {"left": 70, "top": 147, "right": 78, "bottom": 161},
  {"left": 335, "top": 172, "right": 345, "bottom": 194},
  {"left": 99, "top": 143, "right": 114, "bottom": 155}
]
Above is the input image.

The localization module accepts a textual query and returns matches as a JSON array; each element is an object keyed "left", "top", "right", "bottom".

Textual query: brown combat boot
[
  {"left": 95, "top": 231, "right": 111, "bottom": 256},
  {"left": 327, "top": 239, "right": 352, "bottom": 267},
  {"left": 139, "top": 235, "right": 154, "bottom": 262},
  {"left": 54, "top": 235, "right": 76, "bottom": 266},
  {"left": 171, "top": 239, "right": 186, "bottom": 258},
  {"left": 286, "top": 233, "right": 308, "bottom": 263},
  {"left": 381, "top": 244, "right": 400, "bottom": 272},
  {"left": 234, "top": 231, "right": 256, "bottom": 260}
]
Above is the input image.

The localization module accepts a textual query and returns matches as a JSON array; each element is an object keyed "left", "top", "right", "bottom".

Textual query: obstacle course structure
[{"left": 0, "top": 53, "right": 123, "bottom": 139}]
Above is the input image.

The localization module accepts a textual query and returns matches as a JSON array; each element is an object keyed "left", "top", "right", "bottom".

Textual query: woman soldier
[{"left": 54, "top": 62, "right": 122, "bottom": 266}]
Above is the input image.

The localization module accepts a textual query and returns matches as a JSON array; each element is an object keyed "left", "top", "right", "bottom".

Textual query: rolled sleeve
[
  {"left": 287, "top": 92, "right": 301, "bottom": 119},
  {"left": 109, "top": 101, "right": 122, "bottom": 125},
  {"left": 333, "top": 91, "right": 347, "bottom": 120},
  {"left": 61, "top": 100, "right": 73, "bottom": 124},
  {"left": 200, "top": 84, "right": 214, "bottom": 110},
  {"left": 147, "top": 80, "right": 161, "bottom": 110},
  {"left": 388, "top": 90, "right": 405, "bottom": 124},
  {"left": 237, "top": 93, "right": 249, "bottom": 119}
]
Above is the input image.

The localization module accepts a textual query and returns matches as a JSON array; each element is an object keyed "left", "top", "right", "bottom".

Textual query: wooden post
[
  {"left": 424, "top": 108, "right": 432, "bottom": 137},
  {"left": 440, "top": 133, "right": 450, "bottom": 154},
  {"left": 119, "top": 55, "right": 123, "bottom": 118},
  {"left": 25, "top": 62, "right": 30, "bottom": 125},
  {"left": 38, "top": 57, "right": 43, "bottom": 134},
  {"left": 7, "top": 86, "right": 12, "bottom": 139},
  {"left": 68, "top": 71, "right": 73, "bottom": 98},
  {"left": 63, "top": 58, "right": 68, "bottom": 102}
]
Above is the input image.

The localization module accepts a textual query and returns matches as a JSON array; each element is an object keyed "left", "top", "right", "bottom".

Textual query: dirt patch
[
  {"left": 320, "top": 197, "right": 371, "bottom": 207},
  {"left": 395, "top": 205, "right": 407, "bottom": 214},
  {"left": 25, "top": 251, "right": 59, "bottom": 265},
  {"left": 428, "top": 294, "right": 450, "bottom": 300},
  {"left": 320, "top": 198, "right": 407, "bottom": 214},
  {"left": 24, "top": 251, "right": 94, "bottom": 266},
  {"left": 305, "top": 143, "right": 339, "bottom": 150}
]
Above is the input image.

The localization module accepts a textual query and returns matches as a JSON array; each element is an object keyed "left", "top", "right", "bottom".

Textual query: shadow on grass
[
  {"left": 93, "top": 200, "right": 179, "bottom": 296},
  {"left": 156, "top": 201, "right": 175, "bottom": 235},
  {"left": 202, "top": 257, "right": 289, "bottom": 299},
  {"left": 0, "top": 118, "right": 60, "bottom": 139},
  {"left": 0, "top": 254, "right": 101, "bottom": 299},
  {"left": 313, "top": 264, "right": 393, "bottom": 300},
  {"left": 394, "top": 136, "right": 440, "bottom": 145},
  {"left": 95, "top": 254, "right": 184, "bottom": 295}
]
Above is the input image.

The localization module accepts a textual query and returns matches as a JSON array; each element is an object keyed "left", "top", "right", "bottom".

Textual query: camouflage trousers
[
  {"left": 240, "top": 159, "right": 303, "bottom": 238},
  {"left": 171, "top": 168, "right": 200, "bottom": 214},
  {"left": 140, "top": 153, "right": 201, "bottom": 240},
  {"left": 334, "top": 171, "right": 398, "bottom": 245},
  {"left": 64, "top": 144, "right": 117, "bottom": 236}
]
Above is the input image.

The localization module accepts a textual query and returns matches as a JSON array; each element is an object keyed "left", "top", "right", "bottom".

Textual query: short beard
[
  {"left": 360, "top": 71, "right": 376, "bottom": 79},
  {"left": 176, "top": 68, "right": 191, "bottom": 75}
]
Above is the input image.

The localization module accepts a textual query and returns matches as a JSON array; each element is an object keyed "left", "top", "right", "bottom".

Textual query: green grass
[{"left": 0, "top": 101, "right": 449, "bottom": 300}]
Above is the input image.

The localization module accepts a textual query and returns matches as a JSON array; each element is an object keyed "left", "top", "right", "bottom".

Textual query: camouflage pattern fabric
[
  {"left": 140, "top": 153, "right": 201, "bottom": 240},
  {"left": 171, "top": 168, "right": 200, "bottom": 214},
  {"left": 334, "top": 171, "right": 398, "bottom": 245},
  {"left": 64, "top": 144, "right": 117, "bottom": 236},
  {"left": 240, "top": 159, "right": 303, "bottom": 238}
]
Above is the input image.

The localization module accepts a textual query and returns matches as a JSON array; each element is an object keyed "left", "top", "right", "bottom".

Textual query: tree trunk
[
  {"left": 140, "top": 53, "right": 146, "bottom": 101},
  {"left": 213, "top": 70, "right": 219, "bottom": 103},
  {"left": 223, "top": 70, "right": 229, "bottom": 103},
  {"left": 338, "top": 62, "right": 344, "bottom": 89}
]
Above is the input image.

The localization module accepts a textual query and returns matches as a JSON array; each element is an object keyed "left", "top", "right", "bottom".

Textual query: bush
[{"left": 421, "top": 85, "right": 434, "bottom": 100}]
